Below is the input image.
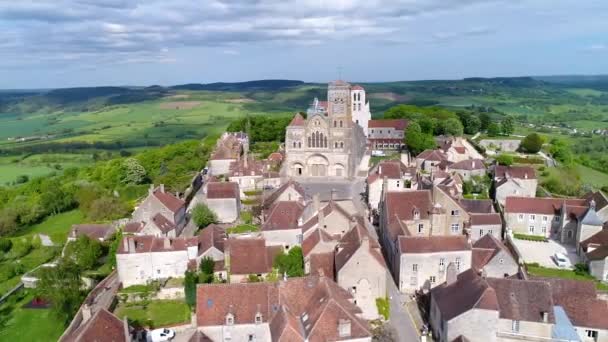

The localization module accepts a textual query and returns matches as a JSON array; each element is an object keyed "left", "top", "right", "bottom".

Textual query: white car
[
  {"left": 148, "top": 328, "right": 175, "bottom": 342},
  {"left": 553, "top": 253, "right": 571, "bottom": 268}
]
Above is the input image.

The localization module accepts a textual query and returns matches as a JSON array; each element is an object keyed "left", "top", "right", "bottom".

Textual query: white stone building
[
  {"left": 493, "top": 165, "right": 538, "bottom": 207},
  {"left": 130, "top": 184, "right": 186, "bottom": 238},
  {"left": 350, "top": 85, "right": 372, "bottom": 136},
  {"left": 204, "top": 182, "right": 240, "bottom": 223},
  {"left": 367, "top": 119, "right": 408, "bottom": 150},
  {"left": 367, "top": 160, "right": 418, "bottom": 211}
]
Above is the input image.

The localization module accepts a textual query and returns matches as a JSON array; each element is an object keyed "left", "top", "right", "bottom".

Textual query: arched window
[
  {"left": 333, "top": 120, "right": 337, "bottom": 128},
  {"left": 324, "top": 135, "right": 327, "bottom": 148},
  {"left": 339, "top": 121, "right": 343, "bottom": 128},
  {"left": 353, "top": 93, "right": 356, "bottom": 101},
  {"left": 298, "top": 142, "right": 301, "bottom": 148},
  {"left": 308, "top": 136, "right": 311, "bottom": 147},
  {"left": 358, "top": 93, "right": 361, "bottom": 101},
  {"left": 293, "top": 141, "right": 296, "bottom": 148},
  {"left": 335, "top": 142, "right": 338, "bottom": 148},
  {"left": 340, "top": 142, "right": 344, "bottom": 148}
]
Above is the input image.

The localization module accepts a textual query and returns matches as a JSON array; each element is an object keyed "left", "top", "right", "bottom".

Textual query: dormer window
[
  {"left": 413, "top": 210, "right": 420, "bottom": 220},
  {"left": 226, "top": 313, "right": 235, "bottom": 326},
  {"left": 255, "top": 312, "right": 263, "bottom": 324}
]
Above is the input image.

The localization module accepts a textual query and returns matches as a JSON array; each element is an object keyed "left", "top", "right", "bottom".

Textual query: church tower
[
  {"left": 327, "top": 80, "right": 352, "bottom": 125},
  {"left": 351, "top": 85, "right": 371, "bottom": 136}
]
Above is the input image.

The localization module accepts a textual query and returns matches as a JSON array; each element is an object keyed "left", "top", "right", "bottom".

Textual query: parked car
[
  {"left": 553, "top": 253, "right": 571, "bottom": 268},
  {"left": 148, "top": 328, "right": 175, "bottom": 342}
]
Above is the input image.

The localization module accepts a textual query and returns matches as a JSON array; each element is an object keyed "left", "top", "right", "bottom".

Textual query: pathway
[{"left": 386, "top": 278, "right": 421, "bottom": 342}]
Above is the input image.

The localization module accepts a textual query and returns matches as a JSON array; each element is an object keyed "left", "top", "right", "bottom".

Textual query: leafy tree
[
  {"left": 15, "top": 175, "right": 29, "bottom": 184},
  {"left": 457, "top": 112, "right": 481, "bottom": 135},
  {"left": 36, "top": 260, "right": 86, "bottom": 325},
  {"left": 487, "top": 122, "right": 501, "bottom": 137},
  {"left": 479, "top": 112, "right": 491, "bottom": 131},
  {"left": 495, "top": 154, "right": 514, "bottom": 166},
  {"left": 63, "top": 235, "right": 103, "bottom": 270},
  {"left": 184, "top": 270, "right": 198, "bottom": 308},
  {"left": 274, "top": 246, "right": 304, "bottom": 277},
  {"left": 405, "top": 122, "right": 436, "bottom": 155},
  {"left": 200, "top": 256, "right": 215, "bottom": 275},
  {"left": 501, "top": 116, "right": 515, "bottom": 136},
  {"left": 417, "top": 117, "right": 436, "bottom": 135},
  {"left": 0, "top": 238, "right": 12, "bottom": 253},
  {"left": 549, "top": 139, "right": 573, "bottom": 165},
  {"left": 520, "top": 133, "right": 544, "bottom": 153},
  {"left": 87, "top": 196, "right": 129, "bottom": 221},
  {"left": 192, "top": 203, "right": 217, "bottom": 228},
  {"left": 122, "top": 158, "right": 148, "bottom": 185},
  {"left": 437, "top": 118, "right": 464, "bottom": 137},
  {"left": 108, "top": 230, "right": 123, "bottom": 268}
]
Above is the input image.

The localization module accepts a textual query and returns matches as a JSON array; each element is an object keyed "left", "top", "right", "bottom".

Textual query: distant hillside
[
  {"left": 171, "top": 79, "right": 305, "bottom": 91},
  {"left": 534, "top": 75, "right": 608, "bottom": 91}
]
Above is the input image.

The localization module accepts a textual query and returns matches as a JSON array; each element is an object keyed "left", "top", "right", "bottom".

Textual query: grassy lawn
[
  {"left": 226, "top": 224, "right": 260, "bottom": 234},
  {"left": 575, "top": 164, "right": 608, "bottom": 189},
  {"left": 526, "top": 264, "right": 608, "bottom": 291},
  {"left": 0, "top": 246, "right": 60, "bottom": 296},
  {"left": 114, "top": 300, "right": 190, "bottom": 328},
  {"left": 0, "top": 291, "right": 65, "bottom": 342},
  {"left": 12, "top": 210, "right": 85, "bottom": 244}
]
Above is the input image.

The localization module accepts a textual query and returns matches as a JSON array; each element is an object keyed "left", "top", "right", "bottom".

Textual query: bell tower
[{"left": 327, "top": 80, "right": 352, "bottom": 122}]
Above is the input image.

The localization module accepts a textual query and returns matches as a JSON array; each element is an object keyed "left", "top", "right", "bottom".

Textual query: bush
[
  {"left": 496, "top": 154, "right": 513, "bottom": 166},
  {"left": 191, "top": 203, "right": 217, "bottom": 228},
  {"left": 513, "top": 233, "right": 547, "bottom": 242},
  {"left": 274, "top": 246, "right": 304, "bottom": 277},
  {"left": 376, "top": 297, "right": 390, "bottom": 320},
  {"left": 0, "top": 238, "right": 12, "bottom": 253},
  {"left": 520, "top": 133, "right": 544, "bottom": 153}
]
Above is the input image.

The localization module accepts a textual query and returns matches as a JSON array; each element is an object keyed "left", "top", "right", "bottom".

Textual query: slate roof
[
  {"left": 399, "top": 235, "right": 471, "bottom": 254},
  {"left": 584, "top": 191, "right": 608, "bottom": 211},
  {"left": 69, "top": 224, "right": 115, "bottom": 241},
  {"left": 458, "top": 199, "right": 494, "bottom": 214},
  {"left": 485, "top": 277, "right": 555, "bottom": 323},
  {"left": 207, "top": 182, "right": 239, "bottom": 199}
]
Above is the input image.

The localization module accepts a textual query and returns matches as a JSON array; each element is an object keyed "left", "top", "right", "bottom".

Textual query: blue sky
[{"left": 0, "top": 0, "right": 606, "bottom": 89}]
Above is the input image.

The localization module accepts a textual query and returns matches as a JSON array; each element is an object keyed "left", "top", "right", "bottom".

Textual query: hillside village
[{"left": 28, "top": 81, "right": 608, "bottom": 342}]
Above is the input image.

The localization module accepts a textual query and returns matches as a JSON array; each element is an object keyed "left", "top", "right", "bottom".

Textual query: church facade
[{"left": 282, "top": 81, "right": 367, "bottom": 179}]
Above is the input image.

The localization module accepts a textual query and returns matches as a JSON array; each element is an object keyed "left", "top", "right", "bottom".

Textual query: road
[{"left": 387, "top": 278, "right": 421, "bottom": 342}]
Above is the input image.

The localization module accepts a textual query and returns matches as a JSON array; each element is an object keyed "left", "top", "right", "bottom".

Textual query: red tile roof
[
  {"left": 485, "top": 277, "right": 555, "bottom": 323},
  {"left": 385, "top": 190, "right": 433, "bottom": 222},
  {"left": 229, "top": 157, "right": 264, "bottom": 177},
  {"left": 335, "top": 224, "right": 385, "bottom": 271},
  {"left": 302, "top": 228, "right": 336, "bottom": 257},
  {"left": 495, "top": 165, "right": 537, "bottom": 180},
  {"left": 505, "top": 197, "right": 587, "bottom": 215},
  {"left": 69, "top": 308, "right": 128, "bottom": 342},
  {"left": 69, "top": 224, "right": 115, "bottom": 241},
  {"left": 153, "top": 189, "right": 185, "bottom": 213},
  {"left": 268, "top": 152, "right": 284, "bottom": 162},
  {"left": 351, "top": 85, "right": 364, "bottom": 90},
  {"left": 368, "top": 119, "right": 408, "bottom": 130},
  {"left": 198, "top": 224, "right": 226, "bottom": 254},
  {"left": 264, "top": 180, "right": 307, "bottom": 206},
  {"left": 399, "top": 235, "right": 471, "bottom": 254},
  {"left": 227, "top": 238, "right": 277, "bottom": 275},
  {"left": 123, "top": 221, "right": 144, "bottom": 234},
  {"left": 450, "top": 159, "right": 486, "bottom": 171},
  {"left": 262, "top": 201, "right": 305, "bottom": 231},
  {"left": 309, "top": 252, "right": 335, "bottom": 278},
  {"left": 581, "top": 229, "right": 608, "bottom": 260},
  {"left": 117, "top": 235, "right": 197, "bottom": 254},
  {"left": 151, "top": 213, "right": 176, "bottom": 233},
  {"left": 207, "top": 182, "right": 239, "bottom": 199},
  {"left": 368, "top": 160, "right": 415, "bottom": 182},
  {"left": 469, "top": 213, "right": 502, "bottom": 226},
  {"left": 288, "top": 113, "right": 306, "bottom": 127},
  {"left": 416, "top": 149, "right": 448, "bottom": 162},
  {"left": 471, "top": 234, "right": 513, "bottom": 271}
]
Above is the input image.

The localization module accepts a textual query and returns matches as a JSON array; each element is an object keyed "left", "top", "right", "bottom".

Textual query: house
[
  {"left": 472, "top": 234, "right": 518, "bottom": 278},
  {"left": 584, "top": 191, "right": 608, "bottom": 222},
  {"left": 416, "top": 149, "right": 448, "bottom": 173},
  {"left": 580, "top": 229, "right": 608, "bottom": 281},
  {"left": 67, "top": 224, "right": 116, "bottom": 242},
  {"left": 437, "top": 136, "right": 484, "bottom": 163},
  {"left": 302, "top": 228, "right": 339, "bottom": 271},
  {"left": 367, "top": 119, "right": 408, "bottom": 150},
  {"left": 198, "top": 224, "right": 227, "bottom": 262},
  {"left": 131, "top": 184, "right": 186, "bottom": 237},
  {"left": 493, "top": 165, "right": 538, "bottom": 207},
  {"left": 225, "top": 237, "right": 283, "bottom": 283},
  {"left": 366, "top": 159, "right": 418, "bottom": 211},
  {"left": 204, "top": 182, "right": 241, "bottom": 223},
  {"left": 263, "top": 179, "right": 307, "bottom": 207},
  {"left": 467, "top": 213, "right": 503, "bottom": 241},
  {"left": 430, "top": 269, "right": 556, "bottom": 342},
  {"left": 209, "top": 132, "right": 246, "bottom": 176},
  {"left": 228, "top": 153, "right": 264, "bottom": 196},
  {"left": 395, "top": 235, "right": 471, "bottom": 293},
  {"left": 504, "top": 197, "right": 603, "bottom": 246},
  {"left": 449, "top": 159, "right": 486, "bottom": 181},
  {"left": 65, "top": 308, "right": 131, "bottom": 342},
  {"left": 196, "top": 276, "right": 372, "bottom": 342},
  {"left": 299, "top": 195, "right": 355, "bottom": 238},
  {"left": 116, "top": 235, "right": 199, "bottom": 287},
  {"left": 261, "top": 200, "right": 305, "bottom": 250}
]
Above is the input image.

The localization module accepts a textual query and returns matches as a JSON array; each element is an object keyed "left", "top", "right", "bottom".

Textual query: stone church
[{"left": 282, "top": 80, "right": 367, "bottom": 179}]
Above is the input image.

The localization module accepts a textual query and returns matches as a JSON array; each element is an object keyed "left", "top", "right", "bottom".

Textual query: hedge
[{"left": 513, "top": 233, "right": 547, "bottom": 242}]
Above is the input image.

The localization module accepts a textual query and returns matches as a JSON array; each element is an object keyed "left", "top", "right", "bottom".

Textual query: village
[{"left": 47, "top": 81, "right": 608, "bottom": 342}]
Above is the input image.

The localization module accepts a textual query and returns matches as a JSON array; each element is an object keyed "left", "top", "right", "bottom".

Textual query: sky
[{"left": 0, "top": 0, "right": 607, "bottom": 89}]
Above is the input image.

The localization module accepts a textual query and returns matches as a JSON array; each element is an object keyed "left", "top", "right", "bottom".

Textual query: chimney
[
  {"left": 128, "top": 237, "right": 136, "bottom": 254},
  {"left": 313, "top": 194, "right": 321, "bottom": 212},
  {"left": 338, "top": 319, "right": 351, "bottom": 338},
  {"left": 590, "top": 199, "right": 596, "bottom": 210},
  {"left": 164, "top": 238, "right": 171, "bottom": 249},
  {"left": 379, "top": 165, "right": 382, "bottom": 175},
  {"left": 542, "top": 311, "right": 549, "bottom": 323},
  {"left": 149, "top": 183, "right": 155, "bottom": 195},
  {"left": 123, "top": 238, "right": 129, "bottom": 253},
  {"left": 330, "top": 188, "right": 336, "bottom": 201},
  {"left": 446, "top": 262, "right": 458, "bottom": 285},
  {"left": 82, "top": 304, "right": 92, "bottom": 323},
  {"left": 160, "top": 184, "right": 165, "bottom": 193}
]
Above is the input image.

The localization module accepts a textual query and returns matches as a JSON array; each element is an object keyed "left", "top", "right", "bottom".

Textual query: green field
[
  {"left": 0, "top": 154, "right": 93, "bottom": 185},
  {"left": 12, "top": 210, "right": 86, "bottom": 244},
  {"left": 576, "top": 164, "right": 608, "bottom": 188},
  {"left": 0, "top": 291, "right": 65, "bottom": 342},
  {"left": 114, "top": 299, "right": 191, "bottom": 328}
]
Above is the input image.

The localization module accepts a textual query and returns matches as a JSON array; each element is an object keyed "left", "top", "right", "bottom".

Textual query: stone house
[
  {"left": 430, "top": 269, "right": 556, "bottom": 342},
  {"left": 395, "top": 235, "right": 472, "bottom": 293},
  {"left": 198, "top": 224, "right": 227, "bottom": 262},
  {"left": 580, "top": 229, "right": 608, "bottom": 282},
  {"left": 366, "top": 159, "right": 418, "bottom": 211},
  {"left": 66, "top": 308, "right": 131, "bottom": 342},
  {"left": 449, "top": 159, "right": 486, "bottom": 181},
  {"left": 228, "top": 154, "right": 264, "bottom": 196},
  {"left": 131, "top": 184, "right": 186, "bottom": 237},
  {"left": 263, "top": 179, "right": 307, "bottom": 207},
  {"left": 208, "top": 132, "right": 245, "bottom": 176},
  {"left": 225, "top": 237, "right": 283, "bottom": 283},
  {"left": 302, "top": 228, "right": 338, "bottom": 272},
  {"left": 416, "top": 149, "right": 448, "bottom": 173},
  {"left": 67, "top": 224, "right": 116, "bottom": 242},
  {"left": 261, "top": 201, "right": 305, "bottom": 250},
  {"left": 116, "top": 235, "right": 198, "bottom": 287},
  {"left": 367, "top": 119, "right": 408, "bottom": 150},
  {"left": 300, "top": 195, "right": 354, "bottom": 238},
  {"left": 472, "top": 234, "right": 518, "bottom": 278},
  {"left": 196, "top": 276, "right": 372, "bottom": 342},
  {"left": 584, "top": 191, "right": 608, "bottom": 222},
  {"left": 493, "top": 165, "right": 537, "bottom": 207},
  {"left": 204, "top": 182, "right": 240, "bottom": 223},
  {"left": 467, "top": 213, "right": 503, "bottom": 241},
  {"left": 437, "top": 136, "right": 484, "bottom": 163}
]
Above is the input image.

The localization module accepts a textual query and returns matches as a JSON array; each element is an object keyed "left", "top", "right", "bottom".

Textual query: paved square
[{"left": 511, "top": 238, "right": 579, "bottom": 269}]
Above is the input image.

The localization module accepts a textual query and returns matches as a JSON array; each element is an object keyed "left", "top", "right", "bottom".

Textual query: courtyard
[{"left": 510, "top": 237, "right": 579, "bottom": 269}]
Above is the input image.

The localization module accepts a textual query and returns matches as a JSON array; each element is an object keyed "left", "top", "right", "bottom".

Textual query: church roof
[
  {"left": 352, "top": 85, "right": 364, "bottom": 90},
  {"left": 288, "top": 113, "right": 306, "bottom": 127}
]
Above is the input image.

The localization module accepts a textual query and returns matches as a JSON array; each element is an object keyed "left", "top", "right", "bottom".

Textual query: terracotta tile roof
[
  {"left": 211, "top": 135, "right": 241, "bottom": 160},
  {"left": 431, "top": 269, "right": 499, "bottom": 321},
  {"left": 268, "top": 152, "right": 284, "bottom": 162},
  {"left": 151, "top": 213, "right": 176, "bottom": 233},
  {"left": 302, "top": 228, "right": 336, "bottom": 257},
  {"left": 198, "top": 224, "right": 226, "bottom": 254},
  {"left": 227, "top": 238, "right": 277, "bottom": 275},
  {"left": 123, "top": 221, "right": 144, "bottom": 234},
  {"left": 288, "top": 113, "right": 306, "bottom": 127},
  {"left": 416, "top": 149, "right": 448, "bottom": 162},
  {"left": 385, "top": 190, "right": 433, "bottom": 222},
  {"left": 539, "top": 277, "right": 608, "bottom": 330},
  {"left": 471, "top": 248, "right": 496, "bottom": 271},
  {"left": 117, "top": 235, "right": 197, "bottom": 254},
  {"left": 454, "top": 146, "right": 466, "bottom": 154},
  {"left": 368, "top": 119, "right": 408, "bottom": 130},
  {"left": 495, "top": 165, "right": 537, "bottom": 180},
  {"left": 70, "top": 308, "right": 127, "bottom": 342},
  {"left": 471, "top": 234, "right": 513, "bottom": 270},
  {"left": 309, "top": 252, "right": 335, "bottom": 278},
  {"left": 206, "top": 182, "right": 239, "bottom": 199},
  {"left": 485, "top": 277, "right": 555, "bottom": 323},
  {"left": 458, "top": 199, "right": 494, "bottom": 214},
  {"left": 229, "top": 157, "right": 264, "bottom": 177},
  {"left": 351, "top": 85, "right": 364, "bottom": 90},
  {"left": 262, "top": 201, "right": 305, "bottom": 231},
  {"left": 335, "top": 224, "right": 385, "bottom": 272},
  {"left": 153, "top": 189, "right": 185, "bottom": 213},
  {"left": 196, "top": 276, "right": 371, "bottom": 341},
  {"left": 264, "top": 180, "right": 307, "bottom": 206},
  {"left": 505, "top": 197, "right": 587, "bottom": 215},
  {"left": 469, "top": 213, "right": 502, "bottom": 226},
  {"left": 450, "top": 159, "right": 486, "bottom": 171},
  {"left": 368, "top": 160, "right": 415, "bottom": 182},
  {"left": 69, "top": 224, "right": 115, "bottom": 241},
  {"left": 188, "top": 331, "right": 213, "bottom": 342},
  {"left": 399, "top": 235, "right": 471, "bottom": 254}
]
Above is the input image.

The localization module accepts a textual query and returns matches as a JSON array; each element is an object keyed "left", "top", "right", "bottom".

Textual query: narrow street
[{"left": 387, "top": 279, "right": 421, "bottom": 342}]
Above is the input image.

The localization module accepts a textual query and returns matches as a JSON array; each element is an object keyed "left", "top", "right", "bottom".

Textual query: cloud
[{"left": 584, "top": 43, "right": 607, "bottom": 52}]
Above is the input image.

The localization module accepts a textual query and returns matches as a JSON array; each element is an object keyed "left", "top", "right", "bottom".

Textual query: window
[
  {"left": 542, "top": 216, "right": 548, "bottom": 222},
  {"left": 255, "top": 312, "right": 263, "bottom": 324},
  {"left": 512, "top": 320, "right": 520, "bottom": 332},
  {"left": 554, "top": 216, "right": 560, "bottom": 222},
  {"left": 334, "top": 120, "right": 337, "bottom": 128},
  {"left": 541, "top": 226, "right": 547, "bottom": 234},
  {"left": 451, "top": 223, "right": 460, "bottom": 233},
  {"left": 412, "top": 264, "right": 418, "bottom": 272},
  {"left": 518, "top": 214, "right": 524, "bottom": 222},
  {"left": 439, "top": 258, "right": 445, "bottom": 270},
  {"left": 418, "top": 223, "right": 424, "bottom": 234},
  {"left": 567, "top": 230, "right": 573, "bottom": 239},
  {"left": 298, "top": 142, "right": 301, "bottom": 148},
  {"left": 371, "top": 129, "right": 374, "bottom": 133},
  {"left": 396, "top": 181, "right": 400, "bottom": 187},
  {"left": 499, "top": 258, "right": 504, "bottom": 264},
  {"left": 335, "top": 142, "right": 338, "bottom": 148},
  {"left": 479, "top": 229, "right": 484, "bottom": 236},
  {"left": 455, "top": 257, "right": 461, "bottom": 270},
  {"left": 451, "top": 210, "right": 460, "bottom": 216},
  {"left": 414, "top": 210, "right": 420, "bottom": 220},
  {"left": 340, "top": 120, "right": 343, "bottom": 127},
  {"left": 379, "top": 130, "right": 383, "bottom": 134},
  {"left": 340, "top": 142, "right": 344, "bottom": 148},
  {"left": 351, "top": 286, "right": 357, "bottom": 294},
  {"left": 529, "top": 225, "right": 535, "bottom": 233},
  {"left": 430, "top": 276, "right": 436, "bottom": 283},
  {"left": 293, "top": 142, "right": 296, "bottom": 148},
  {"left": 530, "top": 214, "right": 536, "bottom": 221},
  {"left": 488, "top": 229, "right": 493, "bottom": 236},
  {"left": 586, "top": 330, "right": 598, "bottom": 340},
  {"left": 248, "top": 334, "right": 254, "bottom": 342},
  {"left": 226, "top": 314, "right": 235, "bottom": 325}
]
